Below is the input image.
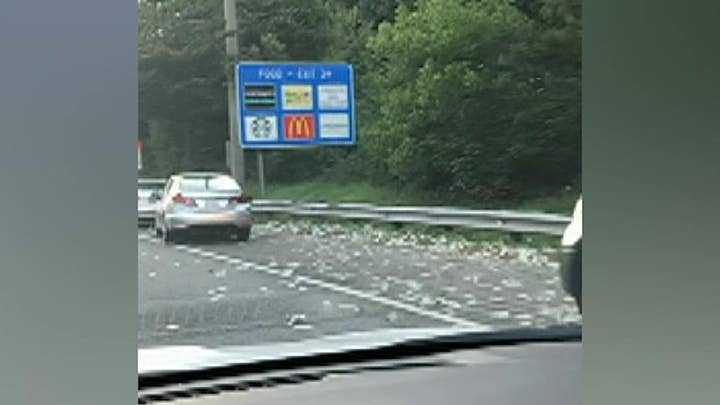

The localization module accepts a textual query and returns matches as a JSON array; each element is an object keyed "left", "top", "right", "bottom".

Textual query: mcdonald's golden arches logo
[{"left": 283, "top": 115, "right": 316, "bottom": 140}]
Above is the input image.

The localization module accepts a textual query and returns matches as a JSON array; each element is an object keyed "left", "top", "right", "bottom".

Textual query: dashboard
[{"left": 139, "top": 341, "right": 581, "bottom": 405}]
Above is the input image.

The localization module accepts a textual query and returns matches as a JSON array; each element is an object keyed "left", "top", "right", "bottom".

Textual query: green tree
[
  {"left": 139, "top": 0, "right": 336, "bottom": 177},
  {"left": 362, "top": 0, "right": 580, "bottom": 202}
]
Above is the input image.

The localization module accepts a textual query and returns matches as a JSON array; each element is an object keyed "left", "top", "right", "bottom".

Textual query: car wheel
[
  {"left": 162, "top": 223, "right": 174, "bottom": 244},
  {"left": 236, "top": 227, "right": 251, "bottom": 242},
  {"left": 154, "top": 215, "right": 163, "bottom": 238},
  {"left": 174, "top": 230, "right": 186, "bottom": 244}
]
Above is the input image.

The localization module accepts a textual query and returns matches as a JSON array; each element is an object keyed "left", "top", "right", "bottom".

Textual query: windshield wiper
[{"left": 139, "top": 324, "right": 580, "bottom": 390}]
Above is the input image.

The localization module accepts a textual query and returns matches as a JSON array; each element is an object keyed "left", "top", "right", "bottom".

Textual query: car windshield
[{"left": 138, "top": 0, "right": 581, "bottom": 364}]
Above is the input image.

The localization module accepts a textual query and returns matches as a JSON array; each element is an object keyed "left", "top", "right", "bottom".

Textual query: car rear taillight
[
  {"left": 232, "top": 193, "right": 253, "bottom": 203},
  {"left": 172, "top": 193, "right": 197, "bottom": 206}
]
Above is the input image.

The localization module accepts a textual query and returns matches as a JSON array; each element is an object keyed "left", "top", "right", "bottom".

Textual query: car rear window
[
  {"left": 138, "top": 182, "right": 165, "bottom": 196},
  {"left": 180, "top": 176, "right": 240, "bottom": 193}
]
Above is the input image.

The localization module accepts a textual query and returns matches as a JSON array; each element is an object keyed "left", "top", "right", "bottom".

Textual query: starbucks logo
[{"left": 251, "top": 117, "right": 272, "bottom": 139}]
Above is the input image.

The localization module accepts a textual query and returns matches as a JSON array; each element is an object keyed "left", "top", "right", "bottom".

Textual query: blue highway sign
[{"left": 236, "top": 63, "right": 356, "bottom": 149}]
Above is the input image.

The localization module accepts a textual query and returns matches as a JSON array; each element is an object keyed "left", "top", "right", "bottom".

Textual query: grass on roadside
[
  {"left": 245, "top": 181, "right": 431, "bottom": 206},
  {"left": 512, "top": 193, "right": 579, "bottom": 214}
]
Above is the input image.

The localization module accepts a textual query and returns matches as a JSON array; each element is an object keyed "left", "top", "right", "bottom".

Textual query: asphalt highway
[{"left": 138, "top": 221, "right": 580, "bottom": 349}]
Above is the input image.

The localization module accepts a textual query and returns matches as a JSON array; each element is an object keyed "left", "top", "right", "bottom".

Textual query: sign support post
[
  {"left": 224, "top": 0, "right": 245, "bottom": 183},
  {"left": 138, "top": 140, "right": 143, "bottom": 171},
  {"left": 257, "top": 152, "right": 265, "bottom": 196}
]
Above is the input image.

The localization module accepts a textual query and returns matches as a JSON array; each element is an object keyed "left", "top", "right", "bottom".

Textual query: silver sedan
[{"left": 154, "top": 172, "right": 253, "bottom": 243}]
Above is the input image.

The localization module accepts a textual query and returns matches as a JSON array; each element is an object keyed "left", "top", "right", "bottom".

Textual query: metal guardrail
[{"left": 251, "top": 200, "right": 571, "bottom": 236}]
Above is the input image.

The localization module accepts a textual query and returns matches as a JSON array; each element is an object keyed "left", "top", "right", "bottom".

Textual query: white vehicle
[
  {"left": 137, "top": 178, "right": 166, "bottom": 227},
  {"left": 155, "top": 172, "right": 253, "bottom": 243},
  {"left": 560, "top": 197, "right": 582, "bottom": 312}
]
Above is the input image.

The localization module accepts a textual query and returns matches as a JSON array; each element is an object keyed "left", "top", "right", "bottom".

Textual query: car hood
[{"left": 138, "top": 327, "right": 485, "bottom": 376}]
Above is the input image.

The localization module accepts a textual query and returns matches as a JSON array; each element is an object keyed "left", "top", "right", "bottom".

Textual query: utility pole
[{"left": 223, "top": 0, "right": 245, "bottom": 183}]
